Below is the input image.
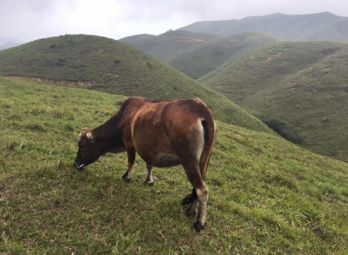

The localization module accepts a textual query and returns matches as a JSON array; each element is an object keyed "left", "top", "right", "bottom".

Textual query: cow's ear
[{"left": 86, "top": 131, "right": 95, "bottom": 143}]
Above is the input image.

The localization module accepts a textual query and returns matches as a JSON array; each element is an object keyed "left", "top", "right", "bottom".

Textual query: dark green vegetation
[
  {"left": 169, "top": 33, "right": 276, "bottom": 78},
  {"left": 120, "top": 30, "right": 218, "bottom": 63},
  {"left": 179, "top": 12, "right": 348, "bottom": 41},
  {"left": 1, "top": 77, "right": 348, "bottom": 254},
  {"left": 0, "top": 34, "right": 269, "bottom": 132},
  {"left": 201, "top": 41, "right": 348, "bottom": 162}
]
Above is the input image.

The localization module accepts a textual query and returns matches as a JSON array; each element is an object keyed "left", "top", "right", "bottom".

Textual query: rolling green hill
[
  {"left": 169, "top": 33, "right": 276, "bottom": 78},
  {"left": 120, "top": 30, "right": 218, "bottom": 63},
  {"left": 1, "top": 77, "right": 347, "bottom": 254},
  {"left": 179, "top": 12, "right": 348, "bottom": 41},
  {"left": 0, "top": 34, "right": 269, "bottom": 132},
  {"left": 201, "top": 41, "right": 348, "bottom": 162},
  {"left": 121, "top": 32, "right": 276, "bottom": 79}
]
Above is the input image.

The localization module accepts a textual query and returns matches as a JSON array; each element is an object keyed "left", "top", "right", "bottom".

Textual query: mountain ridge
[
  {"left": 179, "top": 12, "right": 348, "bottom": 41},
  {"left": 169, "top": 32, "right": 276, "bottom": 78},
  {"left": 121, "top": 32, "right": 276, "bottom": 78},
  {"left": 120, "top": 30, "right": 219, "bottom": 63}
]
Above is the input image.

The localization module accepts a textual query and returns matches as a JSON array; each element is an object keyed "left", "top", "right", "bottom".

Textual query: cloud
[{"left": 0, "top": 0, "right": 347, "bottom": 42}]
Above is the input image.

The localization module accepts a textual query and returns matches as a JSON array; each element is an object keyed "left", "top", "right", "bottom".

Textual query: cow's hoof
[
  {"left": 122, "top": 173, "right": 132, "bottom": 182},
  {"left": 182, "top": 194, "right": 195, "bottom": 205},
  {"left": 193, "top": 221, "right": 205, "bottom": 232}
]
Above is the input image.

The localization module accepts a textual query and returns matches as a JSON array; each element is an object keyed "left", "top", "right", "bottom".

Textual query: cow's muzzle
[{"left": 74, "top": 162, "right": 85, "bottom": 170}]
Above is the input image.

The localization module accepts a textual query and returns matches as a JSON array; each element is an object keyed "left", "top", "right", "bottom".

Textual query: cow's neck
[{"left": 92, "top": 114, "right": 124, "bottom": 152}]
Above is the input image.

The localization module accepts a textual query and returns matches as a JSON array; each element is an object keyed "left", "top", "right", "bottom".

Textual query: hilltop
[
  {"left": 1, "top": 77, "right": 347, "bottom": 254},
  {"left": 201, "top": 41, "right": 348, "bottom": 162},
  {"left": 179, "top": 12, "right": 348, "bottom": 41},
  {"left": 120, "top": 30, "right": 218, "bottom": 63},
  {"left": 0, "top": 34, "right": 269, "bottom": 132}
]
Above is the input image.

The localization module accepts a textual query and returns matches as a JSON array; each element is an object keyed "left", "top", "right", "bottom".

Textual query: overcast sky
[{"left": 1, "top": 0, "right": 347, "bottom": 42}]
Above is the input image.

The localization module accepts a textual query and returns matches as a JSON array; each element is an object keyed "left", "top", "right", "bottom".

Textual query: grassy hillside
[
  {"left": 201, "top": 41, "right": 348, "bottom": 162},
  {"left": 179, "top": 12, "right": 348, "bottom": 41},
  {"left": 169, "top": 33, "right": 276, "bottom": 78},
  {"left": 0, "top": 34, "right": 269, "bottom": 132},
  {"left": 1, "top": 77, "right": 348, "bottom": 254},
  {"left": 120, "top": 30, "right": 218, "bottom": 63}
]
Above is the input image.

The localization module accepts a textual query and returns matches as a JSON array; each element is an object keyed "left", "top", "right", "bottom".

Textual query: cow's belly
[
  {"left": 153, "top": 153, "right": 181, "bottom": 168},
  {"left": 132, "top": 125, "right": 180, "bottom": 168},
  {"left": 135, "top": 141, "right": 181, "bottom": 168}
]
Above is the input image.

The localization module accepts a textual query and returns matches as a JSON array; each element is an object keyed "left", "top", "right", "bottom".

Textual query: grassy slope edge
[{"left": 1, "top": 77, "right": 347, "bottom": 254}]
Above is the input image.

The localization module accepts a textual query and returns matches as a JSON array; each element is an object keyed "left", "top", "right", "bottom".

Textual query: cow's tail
[{"left": 199, "top": 111, "right": 216, "bottom": 180}]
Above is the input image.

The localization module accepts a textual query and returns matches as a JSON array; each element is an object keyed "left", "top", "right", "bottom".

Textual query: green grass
[
  {"left": 0, "top": 34, "right": 269, "bottom": 133},
  {"left": 1, "top": 77, "right": 348, "bottom": 254},
  {"left": 201, "top": 41, "right": 348, "bottom": 162}
]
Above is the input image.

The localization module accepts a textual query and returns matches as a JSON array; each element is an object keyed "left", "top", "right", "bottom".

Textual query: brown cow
[{"left": 74, "top": 97, "right": 216, "bottom": 232}]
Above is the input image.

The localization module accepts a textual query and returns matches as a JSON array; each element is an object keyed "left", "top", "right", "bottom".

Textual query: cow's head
[{"left": 74, "top": 128, "right": 103, "bottom": 169}]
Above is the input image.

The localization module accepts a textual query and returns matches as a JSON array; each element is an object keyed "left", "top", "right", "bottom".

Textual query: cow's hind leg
[
  {"left": 182, "top": 160, "right": 209, "bottom": 232},
  {"left": 144, "top": 163, "right": 154, "bottom": 185},
  {"left": 122, "top": 148, "right": 136, "bottom": 182},
  {"left": 194, "top": 183, "right": 208, "bottom": 232},
  {"left": 182, "top": 189, "right": 198, "bottom": 217}
]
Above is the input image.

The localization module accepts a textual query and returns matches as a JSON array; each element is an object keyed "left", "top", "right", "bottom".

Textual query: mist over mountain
[
  {"left": 169, "top": 33, "right": 276, "bottom": 78},
  {"left": 179, "top": 12, "right": 348, "bottom": 41},
  {"left": 120, "top": 30, "right": 219, "bottom": 63},
  {"left": 0, "top": 37, "right": 21, "bottom": 50},
  {"left": 121, "top": 31, "right": 276, "bottom": 78},
  {"left": 120, "top": 12, "right": 348, "bottom": 80}
]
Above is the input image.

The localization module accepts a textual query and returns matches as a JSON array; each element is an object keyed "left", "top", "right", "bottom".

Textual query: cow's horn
[{"left": 79, "top": 128, "right": 90, "bottom": 138}]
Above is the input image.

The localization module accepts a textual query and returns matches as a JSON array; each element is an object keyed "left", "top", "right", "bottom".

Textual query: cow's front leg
[
  {"left": 144, "top": 163, "right": 154, "bottom": 185},
  {"left": 122, "top": 149, "right": 136, "bottom": 182}
]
